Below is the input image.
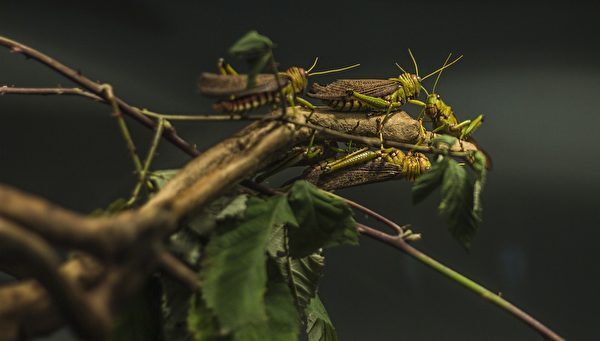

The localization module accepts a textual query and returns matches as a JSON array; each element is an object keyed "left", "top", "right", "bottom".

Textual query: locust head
[{"left": 285, "top": 67, "right": 309, "bottom": 95}]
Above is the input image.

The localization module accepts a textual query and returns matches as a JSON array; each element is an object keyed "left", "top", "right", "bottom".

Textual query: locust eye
[{"left": 436, "top": 94, "right": 441, "bottom": 99}]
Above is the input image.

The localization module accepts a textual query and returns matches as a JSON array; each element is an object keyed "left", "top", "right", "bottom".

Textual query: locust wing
[
  {"left": 198, "top": 73, "right": 290, "bottom": 98},
  {"left": 308, "top": 79, "right": 400, "bottom": 100}
]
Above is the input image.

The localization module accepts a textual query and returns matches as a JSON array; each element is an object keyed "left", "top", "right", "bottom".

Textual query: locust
[
  {"left": 412, "top": 53, "right": 484, "bottom": 140},
  {"left": 198, "top": 58, "right": 359, "bottom": 114},
  {"left": 318, "top": 146, "right": 431, "bottom": 181},
  {"left": 306, "top": 50, "right": 461, "bottom": 115}
]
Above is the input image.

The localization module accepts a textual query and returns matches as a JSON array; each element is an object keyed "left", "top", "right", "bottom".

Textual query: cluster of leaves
[
  {"left": 185, "top": 180, "right": 358, "bottom": 340},
  {"left": 412, "top": 135, "right": 487, "bottom": 249}
]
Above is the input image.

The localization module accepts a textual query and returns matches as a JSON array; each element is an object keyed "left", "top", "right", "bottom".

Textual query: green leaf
[
  {"left": 228, "top": 31, "right": 274, "bottom": 89},
  {"left": 232, "top": 259, "right": 300, "bottom": 341},
  {"left": 306, "top": 296, "right": 338, "bottom": 341},
  {"left": 201, "top": 195, "right": 297, "bottom": 334},
  {"left": 188, "top": 293, "right": 230, "bottom": 341},
  {"left": 89, "top": 197, "right": 128, "bottom": 216},
  {"left": 289, "top": 253, "right": 325, "bottom": 313},
  {"left": 412, "top": 157, "right": 448, "bottom": 204},
  {"left": 471, "top": 151, "right": 487, "bottom": 223},
  {"left": 266, "top": 223, "right": 325, "bottom": 314},
  {"left": 111, "top": 279, "right": 162, "bottom": 341},
  {"left": 265, "top": 259, "right": 302, "bottom": 340},
  {"left": 149, "top": 169, "right": 180, "bottom": 190},
  {"left": 229, "top": 30, "right": 274, "bottom": 58},
  {"left": 439, "top": 159, "right": 480, "bottom": 250},
  {"left": 431, "top": 134, "right": 458, "bottom": 152},
  {"left": 287, "top": 181, "right": 358, "bottom": 258},
  {"left": 215, "top": 194, "right": 248, "bottom": 221}
]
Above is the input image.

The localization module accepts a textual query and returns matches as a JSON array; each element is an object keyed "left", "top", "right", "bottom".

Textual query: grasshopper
[
  {"left": 307, "top": 50, "right": 461, "bottom": 147},
  {"left": 198, "top": 58, "right": 359, "bottom": 114},
  {"left": 307, "top": 50, "right": 461, "bottom": 115},
  {"left": 317, "top": 146, "right": 431, "bottom": 181},
  {"left": 412, "top": 54, "right": 484, "bottom": 140}
]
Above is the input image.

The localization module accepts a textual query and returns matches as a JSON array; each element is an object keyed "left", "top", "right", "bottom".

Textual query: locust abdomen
[{"left": 213, "top": 91, "right": 278, "bottom": 113}]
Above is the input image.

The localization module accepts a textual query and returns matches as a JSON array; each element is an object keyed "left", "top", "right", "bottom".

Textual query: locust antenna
[
  {"left": 408, "top": 48, "right": 419, "bottom": 77},
  {"left": 306, "top": 57, "right": 319, "bottom": 73},
  {"left": 433, "top": 53, "right": 453, "bottom": 93},
  {"left": 395, "top": 62, "right": 409, "bottom": 74},
  {"left": 421, "top": 54, "right": 463, "bottom": 81},
  {"left": 308, "top": 63, "right": 360, "bottom": 76},
  {"left": 420, "top": 85, "right": 430, "bottom": 96}
]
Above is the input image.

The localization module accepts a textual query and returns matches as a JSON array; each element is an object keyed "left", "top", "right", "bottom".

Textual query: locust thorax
[
  {"left": 425, "top": 94, "right": 441, "bottom": 119},
  {"left": 285, "top": 67, "right": 308, "bottom": 94},
  {"left": 396, "top": 73, "right": 421, "bottom": 98}
]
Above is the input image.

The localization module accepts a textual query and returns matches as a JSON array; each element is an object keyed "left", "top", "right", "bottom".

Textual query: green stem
[
  {"left": 101, "top": 84, "right": 143, "bottom": 174},
  {"left": 127, "top": 118, "right": 165, "bottom": 206},
  {"left": 139, "top": 108, "right": 262, "bottom": 121},
  {"left": 355, "top": 222, "right": 564, "bottom": 341}
]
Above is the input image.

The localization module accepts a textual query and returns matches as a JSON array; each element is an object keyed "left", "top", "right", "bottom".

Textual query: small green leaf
[
  {"left": 412, "top": 157, "right": 448, "bottom": 204},
  {"left": 229, "top": 30, "right": 274, "bottom": 58},
  {"left": 228, "top": 31, "right": 274, "bottom": 89},
  {"left": 188, "top": 293, "right": 230, "bottom": 341},
  {"left": 306, "top": 296, "right": 338, "bottom": 341},
  {"left": 149, "top": 169, "right": 179, "bottom": 190},
  {"left": 201, "top": 195, "right": 297, "bottom": 334},
  {"left": 289, "top": 253, "right": 325, "bottom": 313},
  {"left": 440, "top": 159, "right": 480, "bottom": 249},
  {"left": 89, "top": 197, "right": 128, "bottom": 216},
  {"left": 215, "top": 194, "right": 248, "bottom": 221},
  {"left": 471, "top": 151, "right": 487, "bottom": 223},
  {"left": 431, "top": 135, "right": 458, "bottom": 152},
  {"left": 287, "top": 181, "right": 358, "bottom": 258}
]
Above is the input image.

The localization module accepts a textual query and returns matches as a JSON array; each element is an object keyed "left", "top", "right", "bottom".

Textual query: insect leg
[
  {"left": 459, "top": 114, "right": 484, "bottom": 139},
  {"left": 217, "top": 58, "right": 238, "bottom": 75},
  {"left": 295, "top": 96, "right": 316, "bottom": 111},
  {"left": 347, "top": 91, "right": 402, "bottom": 111}
]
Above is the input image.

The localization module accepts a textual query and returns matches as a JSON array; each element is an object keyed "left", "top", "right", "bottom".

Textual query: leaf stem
[
  {"left": 100, "top": 84, "right": 144, "bottom": 176},
  {"left": 354, "top": 221, "right": 564, "bottom": 340}
]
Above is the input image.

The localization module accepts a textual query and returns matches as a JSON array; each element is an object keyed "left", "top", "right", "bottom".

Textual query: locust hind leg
[
  {"left": 295, "top": 96, "right": 316, "bottom": 120},
  {"left": 217, "top": 58, "right": 238, "bottom": 75},
  {"left": 459, "top": 114, "right": 484, "bottom": 140}
]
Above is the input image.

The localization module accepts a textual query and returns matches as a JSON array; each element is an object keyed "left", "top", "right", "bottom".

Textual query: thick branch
[
  {"left": 0, "top": 110, "right": 309, "bottom": 339},
  {"left": 0, "top": 219, "right": 110, "bottom": 340}
]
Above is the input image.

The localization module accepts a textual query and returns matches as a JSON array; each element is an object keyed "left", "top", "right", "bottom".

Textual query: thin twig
[
  {"left": 157, "top": 252, "right": 199, "bottom": 291},
  {"left": 127, "top": 118, "right": 165, "bottom": 206},
  {"left": 0, "top": 36, "right": 201, "bottom": 157},
  {"left": 0, "top": 85, "right": 102, "bottom": 100},
  {"left": 0, "top": 85, "right": 260, "bottom": 122},
  {"left": 100, "top": 84, "right": 144, "bottom": 175}
]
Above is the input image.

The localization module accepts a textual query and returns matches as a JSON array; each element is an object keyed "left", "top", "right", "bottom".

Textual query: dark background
[{"left": 1, "top": 1, "right": 599, "bottom": 340}]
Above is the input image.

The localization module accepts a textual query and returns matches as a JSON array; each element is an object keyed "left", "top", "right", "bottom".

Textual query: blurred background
[{"left": 1, "top": 1, "right": 599, "bottom": 339}]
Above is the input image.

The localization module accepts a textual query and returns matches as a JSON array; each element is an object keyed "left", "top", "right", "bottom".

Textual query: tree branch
[
  {"left": 0, "top": 219, "right": 110, "bottom": 340},
  {"left": 0, "top": 35, "right": 201, "bottom": 157}
]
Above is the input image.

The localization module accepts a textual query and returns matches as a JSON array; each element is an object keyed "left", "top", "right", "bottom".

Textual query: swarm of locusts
[{"left": 198, "top": 49, "right": 485, "bottom": 186}]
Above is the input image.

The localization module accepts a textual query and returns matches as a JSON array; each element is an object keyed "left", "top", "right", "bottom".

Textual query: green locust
[{"left": 412, "top": 53, "right": 484, "bottom": 140}]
